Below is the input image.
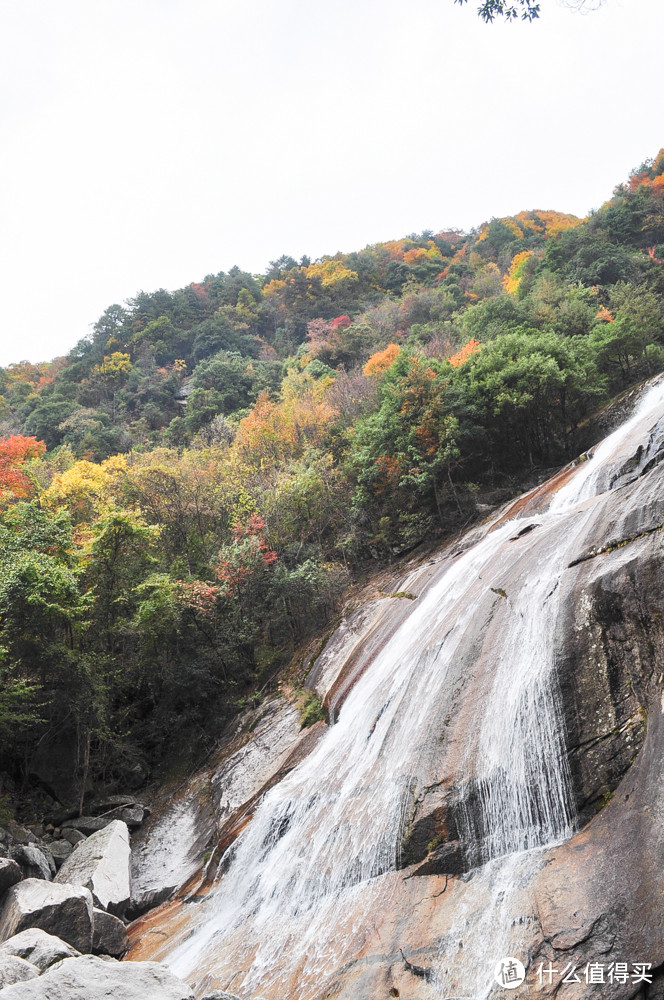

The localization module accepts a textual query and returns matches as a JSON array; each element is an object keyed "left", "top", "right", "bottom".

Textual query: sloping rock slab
[
  {"left": 55, "top": 821, "right": 130, "bottom": 917},
  {"left": 0, "top": 861, "right": 20, "bottom": 898},
  {"left": 0, "top": 928, "right": 79, "bottom": 971},
  {"left": 0, "top": 954, "right": 39, "bottom": 988},
  {"left": 0, "top": 880, "right": 93, "bottom": 953},
  {"left": 91, "top": 908, "right": 127, "bottom": 957},
  {"left": 0, "top": 954, "right": 194, "bottom": 998}
]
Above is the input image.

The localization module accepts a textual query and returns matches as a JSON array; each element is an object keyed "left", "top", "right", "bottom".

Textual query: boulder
[
  {"left": 0, "top": 954, "right": 39, "bottom": 988},
  {"left": 0, "top": 879, "right": 93, "bottom": 953},
  {"left": 62, "top": 803, "right": 149, "bottom": 835},
  {"left": 61, "top": 830, "right": 84, "bottom": 847},
  {"left": 91, "top": 908, "right": 127, "bottom": 957},
  {"left": 86, "top": 794, "right": 140, "bottom": 814},
  {"left": 200, "top": 993, "right": 243, "bottom": 1000},
  {"left": 43, "top": 808, "right": 79, "bottom": 830},
  {"left": 54, "top": 821, "right": 130, "bottom": 917},
  {"left": 9, "top": 845, "right": 55, "bottom": 882},
  {"left": 6, "top": 826, "right": 32, "bottom": 846},
  {"left": 46, "top": 843, "right": 72, "bottom": 870},
  {"left": 0, "top": 954, "right": 195, "bottom": 998},
  {"left": 0, "top": 928, "right": 79, "bottom": 971},
  {"left": 60, "top": 817, "right": 111, "bottom": 837},
  {"left": 0, "top": 861, "right": 20, "bottom": 898},
  {"left": 116, "top": 804, "right": 149, "bottom": 830}
]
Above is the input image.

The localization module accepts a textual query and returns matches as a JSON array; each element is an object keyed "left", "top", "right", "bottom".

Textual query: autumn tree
[
  {"left": 351, "top": 353, "right": 461, "bottom": 549},
  {"left": 0, "top": 435, "right": 46, "bottom": 502}
]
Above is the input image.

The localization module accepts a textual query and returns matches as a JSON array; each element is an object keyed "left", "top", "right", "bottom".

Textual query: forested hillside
[{"left": 1, "top": 150, "right": 663, "bottom": 817}]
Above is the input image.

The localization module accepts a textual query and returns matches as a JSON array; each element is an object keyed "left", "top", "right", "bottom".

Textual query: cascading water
[{"left": 163, "top": 377, "right": 664, "bottom": 1000}]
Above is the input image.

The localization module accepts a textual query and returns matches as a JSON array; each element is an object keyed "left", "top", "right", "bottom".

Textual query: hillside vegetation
[{"left": 1, "top": 150, "right": 663, "bottom": 814}]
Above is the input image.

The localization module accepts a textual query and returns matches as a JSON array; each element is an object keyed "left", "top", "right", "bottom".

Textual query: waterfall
[{"left": 164, "top": 377, "right": 664, "bottom": 1000}]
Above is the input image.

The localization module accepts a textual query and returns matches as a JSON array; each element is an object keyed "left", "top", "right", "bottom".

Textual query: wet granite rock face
[
  {"left": 397, "top": 452, "right": 664, "bottom": 879},
  {"left": 398, "top": 793, "right": 467, "bottom": 874},
  {"left": 559, "top": 543, "right": 663, "bottom": 825},
  {"left": 553, "top": 452, "right": 664, "bottom": 827},
  {"left": 531, "top": 698, "right": 664, "bottom": 1000}
]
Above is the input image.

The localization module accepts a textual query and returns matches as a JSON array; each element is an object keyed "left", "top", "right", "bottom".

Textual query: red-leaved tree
[{"left": 0, "top": 435, "right": 46, "bottom": 500}]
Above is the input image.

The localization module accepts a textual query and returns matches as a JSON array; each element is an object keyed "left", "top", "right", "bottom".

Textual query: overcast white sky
[{"left": 0, "top": 0, "right": 662, "bottom": 366}]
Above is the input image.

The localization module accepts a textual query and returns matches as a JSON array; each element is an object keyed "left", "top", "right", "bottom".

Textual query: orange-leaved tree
[
  {"left": 0, "top": 435, "right": 46, "bottom": 501},
  {"left": 364, "top": 344, "right": 401, "bottom": 377},
  {"left": 448, "top": 339, "right": 481, "bottom": 368}
]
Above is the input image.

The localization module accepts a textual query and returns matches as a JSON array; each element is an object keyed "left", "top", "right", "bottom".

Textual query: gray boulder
[
  {"left": 6, "top": 826, "right": 32, "bottom": 846},
  {"left": 54, "top": 821, "right": 130, "bottom": 917},
  {"left": 61, "top": 830, "right": 84, "bottom": 847},
  {"left": 62, "top": 803, "right": 149, "bottom": 835},
  {"left": 0, "top": 879, "right": 93, "bottom": 953},
  {"left": 0, "top": 954, "right": 39, "bottom": 988},
  {"left": 62, "top": 795, "right": 151, "bottom": 836},
  {"left": 200, "top": 993, "right": 243, "bottom": 1000},
  {"left": 91, "top": 908, "right": 127, "bottom": 957},
  {"left": 46, "top": 843, "right": 71, "bottom": 870},
  {"left": 115, "top": 804, "right": 148, "bottom": 830},
  {"left": 0, "top": 954, "right": 195, "bottom": 998},
  {"left": 0, "top": 928, "right": 79, "bottom": 971},
  {"left": 0, "top": 861, "right": 20, "bottom": 898},
  {"left": 9, "top": 845, "right": 55, "bottom": 882},
  {"left": 60, "top": 817, "right": 110, "bottom": 837},
  {"left": 86, "top": 794, "right": 138, "bottom": 812}
]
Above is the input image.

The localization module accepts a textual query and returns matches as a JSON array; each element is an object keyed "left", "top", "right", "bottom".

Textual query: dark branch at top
[{"left": 455, "top": 0, "right": 540, "bottom": 22}]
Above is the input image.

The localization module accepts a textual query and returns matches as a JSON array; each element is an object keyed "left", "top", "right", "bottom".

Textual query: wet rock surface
[{"left": 128, "top": 696, "right": 306, "bottom": 918}]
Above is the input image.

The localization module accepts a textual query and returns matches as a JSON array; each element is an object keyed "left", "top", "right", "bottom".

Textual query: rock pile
[{"left": 0, "top": 799, "right": 193, "bottom": 998}]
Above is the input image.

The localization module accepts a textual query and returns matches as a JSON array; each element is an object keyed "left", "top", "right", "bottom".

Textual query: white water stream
[{"left": 165, "top": 378, "right": 664, "bottom": 999}]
